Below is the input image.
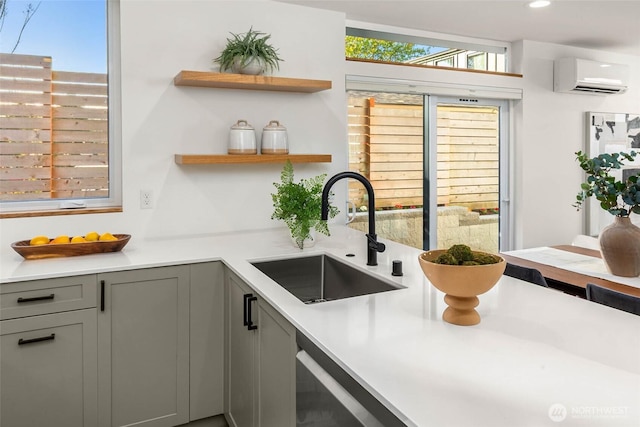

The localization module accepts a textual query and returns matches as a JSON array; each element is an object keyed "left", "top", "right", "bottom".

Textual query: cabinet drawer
[
  {"left": 1, "top": 309, "right": 98, "bottom": 427},
  {"left": 1, "top": 275, "right": 97, "bottom": 320}
]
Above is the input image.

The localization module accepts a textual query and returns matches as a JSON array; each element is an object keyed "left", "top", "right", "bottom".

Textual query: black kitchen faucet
[{"left": 321, "top": 172, "right": 386, "bottom": 266}]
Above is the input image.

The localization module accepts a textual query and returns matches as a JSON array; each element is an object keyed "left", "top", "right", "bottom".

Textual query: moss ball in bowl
[{"left": 418, "top": 245, "right": 506, "bottom": 325}]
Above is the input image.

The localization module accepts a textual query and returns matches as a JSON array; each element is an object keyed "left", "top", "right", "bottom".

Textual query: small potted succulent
[
  {"left": 271, "top": 161, "right": 338, "bottom": 249},
  {"left": 213, "top": 27, "right": 283, "bottom": 75},
  {"left": 574, "top": 150, "right": 640, "bottom": 277}
]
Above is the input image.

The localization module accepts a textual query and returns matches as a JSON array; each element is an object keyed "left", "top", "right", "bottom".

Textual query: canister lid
[
  {"left": 231, "top": 119, "right": 253, "bottom": 130},
  {"left": 263, "top": 120, "right": 286, "bottom": 131}
]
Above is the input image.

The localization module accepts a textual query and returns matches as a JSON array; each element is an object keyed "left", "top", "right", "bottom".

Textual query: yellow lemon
[
  {"left": 30, "top": 235, "right": 50, "bottom": 246},
  {"left": 85, "top": 231, "right": 99, "bottom": 242},
  {"left": 50, "top": 235, "right": 70, "bottom": 244},
  {"left": 71, "top": 236, "right": 87, "bottom": 243},
  {"left": 99, "top": 232, "right": 117, "bottom": 241}
]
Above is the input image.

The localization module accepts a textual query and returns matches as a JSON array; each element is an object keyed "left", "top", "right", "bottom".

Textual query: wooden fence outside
[
  {"left": 348, "top": 96, "right": 499, "bottom": 210},
  {"left": 437, "top": 105, "right": 499, "bottom": 209},
  {"left": 0, "top": 53, "right": 108, "bottom": 201}
]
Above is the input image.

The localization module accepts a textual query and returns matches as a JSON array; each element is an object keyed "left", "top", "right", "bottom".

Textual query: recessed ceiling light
[{"left": 529, "top": 1, "right": 551, "bottom": 8}]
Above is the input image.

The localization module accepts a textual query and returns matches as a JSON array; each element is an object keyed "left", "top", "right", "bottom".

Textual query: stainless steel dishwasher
[{"left": 296, "top": 332, "right": 405, "bottom": 427}]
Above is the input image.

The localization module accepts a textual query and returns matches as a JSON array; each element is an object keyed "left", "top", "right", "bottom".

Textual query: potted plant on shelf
[
  {"left": 574, "top": 150, "right": 640, "bottom": 277},
  {"left": 271, "top": 161, "right": 338, "bottom": 249},
  {"left": 213, "top": 27, "right": 283, "bottom": 75}
]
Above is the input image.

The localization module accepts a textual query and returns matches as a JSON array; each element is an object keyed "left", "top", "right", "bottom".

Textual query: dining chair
[
  {"left": 503, "top": 263, "right": 549, "bottom": 287},
  {"left": 571, "top": 234, "right": 600, "bottom": 250},
  {"left": 586, "top": 283, "right": 640, "bottom": 316}
]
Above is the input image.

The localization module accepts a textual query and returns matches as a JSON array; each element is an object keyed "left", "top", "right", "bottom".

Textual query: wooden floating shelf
[
  {"left": 174, "top": 154, "right": 332, "bottom": 165},
  {"left": 174, "top": 70, "right": 332, "bottom": 93}
]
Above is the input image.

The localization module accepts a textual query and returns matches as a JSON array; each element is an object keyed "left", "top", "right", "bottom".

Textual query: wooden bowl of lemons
[{"left": 11, "top": 233, "right": 131, "bottom": 260}]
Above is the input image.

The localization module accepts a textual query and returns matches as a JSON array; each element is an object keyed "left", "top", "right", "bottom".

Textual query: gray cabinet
[
  {"left": 0, "top": 276, "right": 98, "bottom": 427},
  {"left": 97, "top": 266, "right": 190, "bottom": 427},
  {"left": 225, "top": 269, "right": 296, "bottom": 427},
  {"left": 1, "top": 260, "right": 239, "bottom": 427},
  {"left": 190, "top": 262, "right": 225, "bottom": 420},
  {"left": 226, "top": 271, "right": 256, "bottom": 427},
  {"left": 256, "top": 298, "right": 297, "bottom": 426}
]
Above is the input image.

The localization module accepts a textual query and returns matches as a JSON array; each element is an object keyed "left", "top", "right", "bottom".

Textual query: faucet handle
[{"left": 366, "top": 234, "right": 386, "bottom": 253}]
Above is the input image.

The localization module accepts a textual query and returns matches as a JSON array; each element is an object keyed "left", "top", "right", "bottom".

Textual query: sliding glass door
[
  {"left": 347, "top": 91, "right": 510, "bottom": 253},
  {"left": 347, "top": 91, "right": 425, "bottom": 249},
  {"left": 426, "top": 96, "right": 510, "bottom": 253}
]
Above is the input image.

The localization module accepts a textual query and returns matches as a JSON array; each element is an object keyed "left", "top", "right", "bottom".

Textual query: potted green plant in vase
[
  {"left": 271, "top": 161, "right": 339, "bottom": 249},
  {"left": 213, "top": 27, "right": 283, "bottom": 75},
  {"left": 574, "top": 150, "right": 640, "bottom": 277}
]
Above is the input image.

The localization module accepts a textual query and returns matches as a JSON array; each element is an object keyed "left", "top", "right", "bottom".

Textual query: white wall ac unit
[{"left": 554, "top": 58, "right": 628, "bottom": 95}]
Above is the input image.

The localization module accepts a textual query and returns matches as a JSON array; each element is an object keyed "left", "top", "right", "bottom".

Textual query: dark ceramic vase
[{"left": 599, "top": 216, "right": 640, "bottom": 277}]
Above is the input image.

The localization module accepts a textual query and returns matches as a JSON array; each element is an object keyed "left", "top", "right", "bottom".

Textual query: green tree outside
[{"left": 346, "top": 36, "right": 430, "bottom": 62}]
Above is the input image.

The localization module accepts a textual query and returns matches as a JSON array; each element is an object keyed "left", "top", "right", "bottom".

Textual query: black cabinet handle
[
  {"left": 100, "top": 280, "right": 105, "bottom": 311},
  {"left": 17, "top": 294, "right": 55, "bottom": 303},
  {"left": 243, "top": 293, "right": 252, "bottom": 326},
  {"left": 18, "top": 333, "right": 56, "bottom": 345},
  {"left": 247, "top": 296, "right": 258, "bottom": 331}
]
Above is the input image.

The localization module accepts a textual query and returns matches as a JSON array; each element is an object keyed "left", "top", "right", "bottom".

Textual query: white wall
[
  {"left": 3, "top": 1, "right": 640, "bottom": 253},
  {"left": 512, "top": 40, "right": 640, "bottom": 248},
  {"left": 0, "top": 0, "right": 347, "bottom": 246}
]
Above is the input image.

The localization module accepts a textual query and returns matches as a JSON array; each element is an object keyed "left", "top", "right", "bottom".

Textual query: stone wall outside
[{"left": 348, "top": 206, "right": 499, "bottom": 253}]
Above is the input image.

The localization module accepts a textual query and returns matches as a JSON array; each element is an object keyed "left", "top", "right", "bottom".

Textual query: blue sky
[{"left": 0, "top": 0, "right": 106, "bottom": 73}]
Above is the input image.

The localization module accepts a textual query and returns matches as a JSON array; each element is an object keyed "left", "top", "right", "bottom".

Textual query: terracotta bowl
[{"left": 418, "top": 250, "right": 506, "bottom": 326}]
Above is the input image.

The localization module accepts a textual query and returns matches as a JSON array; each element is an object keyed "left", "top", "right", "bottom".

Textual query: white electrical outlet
[{"left": 140, "top": 190, "right": 153, "bottom": 209}]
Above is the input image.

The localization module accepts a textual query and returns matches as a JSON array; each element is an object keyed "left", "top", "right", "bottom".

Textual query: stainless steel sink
[{"left": 251, "top": 254, "right": 402, "bottom": 304}]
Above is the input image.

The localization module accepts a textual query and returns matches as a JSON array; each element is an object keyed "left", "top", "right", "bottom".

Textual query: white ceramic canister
[
  {"left": 261, "top": 120, "right": 289, "bottom": 154},
  {"left": 228, "top": 120, "right": 257, "bottom": 154}
]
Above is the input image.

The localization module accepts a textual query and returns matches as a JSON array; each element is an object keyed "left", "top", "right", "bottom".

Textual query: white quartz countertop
[{"left": 2, "top": 227, "right": 639, "bottom": 426}]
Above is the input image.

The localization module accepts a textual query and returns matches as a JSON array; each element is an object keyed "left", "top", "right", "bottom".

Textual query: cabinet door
[
  {"left": 190, "top": 262, "right": 224, "bottom": 420},
  {"left": 225, "top": 269, "right": 297, "bottom": 427},
  {"left": 257, "top": 300, "right": 297, "bottom": 427},
  {"left": 225, "top": 271, "right": 257, "bottom": 427},
  {"left": 97, "top": 266, "right": 189, "bottom": 427},
  {"left": 1, "top": 309, "right": 98, "bottom": 427}
]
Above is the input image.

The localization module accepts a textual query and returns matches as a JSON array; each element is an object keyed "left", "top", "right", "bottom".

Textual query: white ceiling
[{"left": 275, "top": 0, "right": 640, "bottom": 56}]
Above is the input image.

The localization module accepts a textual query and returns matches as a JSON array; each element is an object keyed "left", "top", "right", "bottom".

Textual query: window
[
  {"left": 467, "top": 52, "right": 487, "bottom": 70},
  {"left": 346, "top": 27, "right": 506, "bottom": 72},
  {"left": 0, "top": 0, "right": 120, "bottom": 217},
  {"left": 345, "top": 35, "right": 433, "bottom": 63},
  {"left": 347, "top": 91, "right": 510, "bottom": 252},
  {"left": 345, "top": 26, "right": 517, "bottom": 250},
  {"left": 436, "top": 57, "right": 454, "bottom": 67}
]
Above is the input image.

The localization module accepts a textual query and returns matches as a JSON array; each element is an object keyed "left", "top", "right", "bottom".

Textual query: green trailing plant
[
  {"left": 271, "top": 161, "right": 339, "bottom": 249},
  {"left": 213, "top": 27, "right": 282, "bottom": 73},
  {"left": 574, "top": 150, "right": 640, "bottom": 217}
]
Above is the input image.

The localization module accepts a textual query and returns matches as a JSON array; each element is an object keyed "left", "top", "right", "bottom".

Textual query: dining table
[{"left": 501, "top": 245, "right": 640, "bottom": 298}]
